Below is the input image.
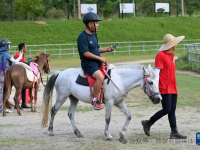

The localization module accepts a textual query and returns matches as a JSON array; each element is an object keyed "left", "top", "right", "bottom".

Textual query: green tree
[
  {"left": 157, "top": 8, "right": 165, "bottom": 17},
  {"left": 14, "top": 0, "right": 43, "bottom": 19},
  {"left": 186, "top": 9, "right": 194, "bottom": 17}
]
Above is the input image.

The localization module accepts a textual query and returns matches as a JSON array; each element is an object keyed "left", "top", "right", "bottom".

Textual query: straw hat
[{"left": 159, "top": 34, "right": 185, "bottom": 51}]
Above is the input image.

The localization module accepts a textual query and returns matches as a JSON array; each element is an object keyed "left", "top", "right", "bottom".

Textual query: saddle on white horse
[
  {"left": 75, "top": 64, "right": 115, "bottom": 103},
  {"left": 76, "top": 64, "right": 115, "bottom": 86},
  {"left": 15, "top": 62, "right": 40, "bottom": 82}
]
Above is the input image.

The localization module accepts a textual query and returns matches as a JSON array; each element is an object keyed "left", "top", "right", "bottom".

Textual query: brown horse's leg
[
  {"left": 29, "top": 88, "right": 34, "bottom": 112},
  {"left": 2, "top": 89, "right": 11, "bottom": 116},
  {"left": 2, "top": 70, "right": 12, "bottom": 116},
  {"left": 34, "top": 86, "right": 39, "bottom": 112},
  {"left": 14, "top": 88, "right": 22, "bottom": 116}
]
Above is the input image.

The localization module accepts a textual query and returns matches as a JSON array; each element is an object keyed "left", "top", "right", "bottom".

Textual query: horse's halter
[
  {"left": 142, "top": 75, "right": 161, "bottom": 104},
  {"left": 43, "top": 56, "right": 50, "bottom": 74}
]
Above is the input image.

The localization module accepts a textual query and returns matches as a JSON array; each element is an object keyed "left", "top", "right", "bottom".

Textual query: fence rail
[
  {"left": 186, "top": 43, "right": 200, "bottom": 71},
  {"left": 9, "top": 39, "right": 200, "bottom": 59}
]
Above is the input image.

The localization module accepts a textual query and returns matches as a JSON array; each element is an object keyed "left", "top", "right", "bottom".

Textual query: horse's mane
[
  {"left": 115, "top": 64, "right": 145, "bottom": 70},
  {"left": 115, "top": 64, "right": 156, "bottom": 79},
  {"left": 34, "top": 52, "right": 45, "bottom": 62}
]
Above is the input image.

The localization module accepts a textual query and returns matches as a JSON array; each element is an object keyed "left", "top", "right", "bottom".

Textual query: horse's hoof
[
  {"left": 74, "top": 130, "right": 83, "bottom": 138},
  {"left": 119, "top": 132, "right": 127, "bottom": 144},
  {"left": 77, "top": 134, "right": 84, "bottom": 138},
  {"left": 48, "top": 132, "right": 54, "bottom": 136},
  {"left": 119, "top": 137, "right": 127, "bottom": 144},
  {"left": 3, "top": 113, "right": 6, "bottom": 116},
  {"left": 31, "top": 109, "right": 34, "bottom": 112},
  {"left": 106, "top": 138, "right": 113, "bottom": 141},
  {"left": 18, "top": 112, "right": 22, "bottom": 116}
]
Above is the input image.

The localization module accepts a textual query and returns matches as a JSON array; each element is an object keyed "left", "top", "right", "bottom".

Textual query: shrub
[
  {"left": 157, "top": 8, "right": 165, "bottom": 17},
  {"left": 176, "top": 53, "right": 192, "bottom": 70},
  {"left": 46, "top": 8, "right": 65, "bottom": 19},
  {"left": 186, "top": 9, "right": 194, "bottom": 17},
  {"left": 103, "top": 8, "right": 113, "bottom": 19},
  {"left": 0, "top": 13, "right": 8, "bottom": 21}
]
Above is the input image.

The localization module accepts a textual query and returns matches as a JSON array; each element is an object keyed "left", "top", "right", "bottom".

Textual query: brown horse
[{"left": 2, "top": 52, "right": 50, "bottom": 116}]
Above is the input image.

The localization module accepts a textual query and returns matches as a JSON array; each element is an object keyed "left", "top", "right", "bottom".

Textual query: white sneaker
[{"left": 5, "top": 109, "right": 12, "bottom": 113}]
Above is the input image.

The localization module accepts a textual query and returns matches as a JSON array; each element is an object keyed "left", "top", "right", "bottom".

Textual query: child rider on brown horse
[{"left": 0, "top": 38, "right": 23, "bottom": 113}]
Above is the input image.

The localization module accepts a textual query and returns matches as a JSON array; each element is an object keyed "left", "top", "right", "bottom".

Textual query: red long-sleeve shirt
[{"left": 14, "top": 52, "right": 25, "bottom": 62}]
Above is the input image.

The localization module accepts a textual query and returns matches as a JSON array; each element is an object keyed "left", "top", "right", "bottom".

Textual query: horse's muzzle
[{"left": 150, "top": 93, "right": 162, "bottom": 104}]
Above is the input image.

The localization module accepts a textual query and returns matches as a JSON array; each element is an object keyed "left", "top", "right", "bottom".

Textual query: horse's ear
[
  {"left": 35, "top": 55, "right": 39, "bottom": 59},
  {"left": 47, "top": 53, "right": 50, "bottom": 58},
  {"left": 147, "top": 64, "right": 152, "bottom": 72},
  {"left": 143, "top": 67, "right": 149, "bottom": 75}
]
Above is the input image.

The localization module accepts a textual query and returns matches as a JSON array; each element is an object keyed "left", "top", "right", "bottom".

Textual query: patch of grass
[
  {"left": 59, "top": 106, "right": 93, "bottom": 112},
  {"left": 0, "top": 124, "right": 15, "bottom": 127},
  {"left": 176, "top": 74, "right": 200, "bottom": 108},
  {"left": 1, "top": 17, "right": 200, "bottom": 45},
  {"left": 124, "top": 73, "right": 200, "bottom": 109},
  {"left": 176, "top": 53, "right": 193, "bottom": 71},
  {"left": 0, "top": 138, "right": 34, "bottom": 146}
]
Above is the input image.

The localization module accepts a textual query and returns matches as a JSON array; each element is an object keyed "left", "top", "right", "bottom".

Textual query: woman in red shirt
[
  {"left": 141, "top": 34, "right": 187, "bottom": 139},
  {"left": 14, "top": 43, "right": 30, "bottom": 109}
]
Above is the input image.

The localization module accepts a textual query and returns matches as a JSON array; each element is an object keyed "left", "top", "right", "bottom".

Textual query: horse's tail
[
  {"left": 3, "top": 69, "right": 14, "bottom": 109},
  {"left": 41, "top": 71, "right": 60, "bottom": 128}
]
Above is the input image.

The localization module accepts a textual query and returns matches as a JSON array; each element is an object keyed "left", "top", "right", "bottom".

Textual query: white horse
[{"left": 41, "top": 64, "right": 162, "bottom": 143}]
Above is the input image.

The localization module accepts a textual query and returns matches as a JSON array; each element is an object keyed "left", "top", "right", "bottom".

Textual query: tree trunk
[
  {"left": 73, "top": 0, "right": 76, "bottom": 19},
  {"left": 133, "top": 0, "right": 135, "bottom": 18},
  {"left": 181, "top": 0, "right": 184, "bottom": 17},
  {"left": 77, "top": 0, "right": 81, "bottom": 19}
]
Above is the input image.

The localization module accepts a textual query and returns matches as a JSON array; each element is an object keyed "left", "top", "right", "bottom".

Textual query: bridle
[
  {"left": 142, "top": 74, "right": 161, "bottom": 104},
  {"left": 42, "top": 57, "right": 50, "bottom": 74},
  {"left": 40, "top": 55, "right": 50, "bottom": 86}
]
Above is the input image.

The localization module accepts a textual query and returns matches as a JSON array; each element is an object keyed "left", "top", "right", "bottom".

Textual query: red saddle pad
[{"left": 85, "top": 66, "right": 106, "bottom": 87}]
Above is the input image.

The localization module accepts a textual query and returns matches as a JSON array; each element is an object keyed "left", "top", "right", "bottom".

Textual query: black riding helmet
[
  {"left": 0, "top": 38, "right": 11, "bottom": 50},
  {"left": 83, "top": 12, "right": 101, "bottom": 24},
  {"left": 83, "top": 12, "right": 101, "bottom": 33}
]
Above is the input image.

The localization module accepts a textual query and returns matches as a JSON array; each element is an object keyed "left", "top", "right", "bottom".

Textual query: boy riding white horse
[{"left": 77, "top": 12, "right": 114, "bottom": 110}]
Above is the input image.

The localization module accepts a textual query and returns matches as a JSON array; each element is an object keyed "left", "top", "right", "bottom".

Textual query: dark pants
[
  {"left": 149, "top": 94, "right": 177, "bottom": 128},
  {"left": 21, "top": 89, "right": 26, "bottom": 105}
]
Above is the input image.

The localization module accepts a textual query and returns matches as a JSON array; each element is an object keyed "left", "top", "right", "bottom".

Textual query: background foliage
[{"left": 0, "top": 0, "right": 200, "bottom": 21}]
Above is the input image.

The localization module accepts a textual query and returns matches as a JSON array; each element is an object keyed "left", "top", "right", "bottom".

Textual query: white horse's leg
[
  {"left": 48, "top": 96, "right": 67, "bottom": 136},
  {"left": 104, "top": 100, "right": 114, "bottom": 141},
  {"left": 115, "top": 101, "right": 131, "bottom": 144},
  {"left": 68, "top": 95, "right": 83, "bottom": 138}
]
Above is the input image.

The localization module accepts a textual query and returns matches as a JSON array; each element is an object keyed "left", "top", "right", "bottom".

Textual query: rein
[
  {"left": 36, "top": 57, "right": 50, "bottom": 87},
  {"left": 103, "top": 68, "right": 135, "bottom": 100},
  {"left": 41, "top": 57, "right": 50, "bottom": 86},
  {"left": 39, "top": 71, "right": 46, "bottom": 87}
]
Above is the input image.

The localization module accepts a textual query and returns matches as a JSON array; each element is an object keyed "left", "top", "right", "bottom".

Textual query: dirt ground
[{"left": 0, "top": 60, "right": 200, "bottom": 150}]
